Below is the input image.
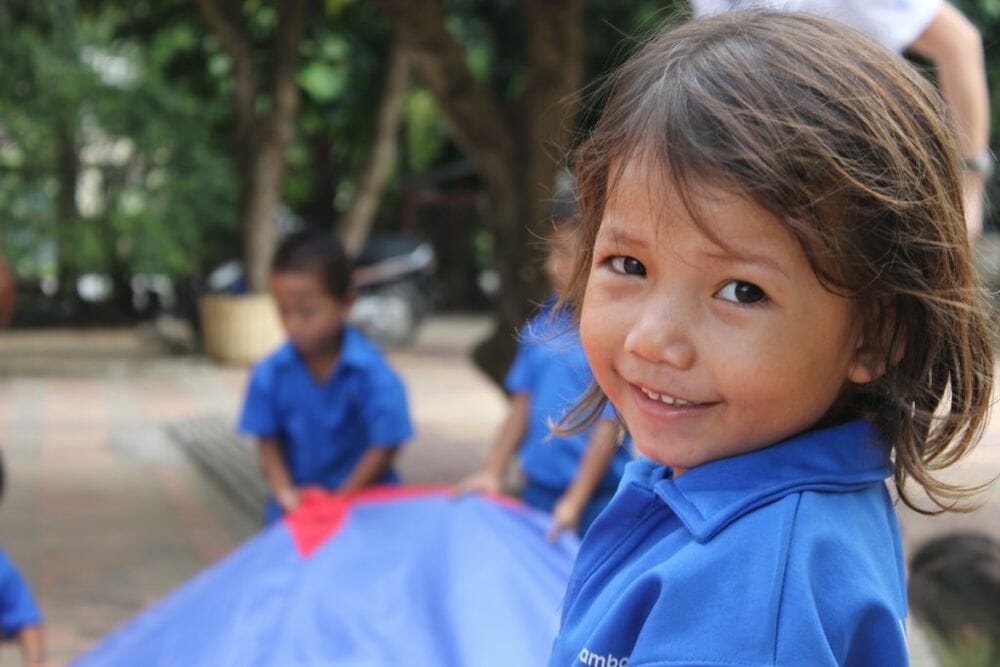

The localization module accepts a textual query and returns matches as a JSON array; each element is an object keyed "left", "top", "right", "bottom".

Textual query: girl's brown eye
[
  {"left": 716, "top": 280, "right": 766, "bottom": 304},
  {"left": 610, "top": 256, "right": 646, "bottom": 277}
]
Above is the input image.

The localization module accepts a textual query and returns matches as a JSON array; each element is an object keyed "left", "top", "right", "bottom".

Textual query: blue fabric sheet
[{"left": 73, "top": 489, "right": 578, "bottom": 667}]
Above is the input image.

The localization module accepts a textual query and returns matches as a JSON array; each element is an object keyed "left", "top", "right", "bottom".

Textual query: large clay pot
[{"left": 198, "top": 293, "right": 283, "bottom": 366}]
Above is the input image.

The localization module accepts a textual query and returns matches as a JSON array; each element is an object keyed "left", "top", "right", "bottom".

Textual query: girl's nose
[{"left": 622, "top": 296, "right": 696, "bottom": 370}]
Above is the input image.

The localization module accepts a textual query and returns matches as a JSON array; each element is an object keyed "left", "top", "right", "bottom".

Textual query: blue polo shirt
[
  {"left": 506, "top": 302, "right": 631, "bottom": 494},
  {"left": 0, "top": 548, "right": 42, "bottom": 638},
  {"left": 239, "top": 326, "right": 413, "bottom": 518},
  {"left": 548, "top": 420, "right": 908, "bottom": 667}
]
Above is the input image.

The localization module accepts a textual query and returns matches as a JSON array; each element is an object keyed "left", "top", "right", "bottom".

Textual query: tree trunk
[
  {"left": 54, "top": 116, "right": 79, "bottom": 300},
  {"left": 339, "top": 37, "right": 410, "bottom": 257},
  {"left": 241, "top": 135, "right": 290, "bottom": 291},
  {"left": 474, "top": 0, "right": 584, "bottom": 384},
  {"left": 374, "top": 0, "right": 583, "bottom": 386},
  {"left": 197, "top": 0, "right": 306, "bottom": 292},
  {"left": 471, "top": 188, "right": 537, "bottom": 386}
]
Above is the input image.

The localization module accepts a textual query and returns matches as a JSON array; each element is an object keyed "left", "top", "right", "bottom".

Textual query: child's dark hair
[
  {"left": 562, "top": 10, "right": 994, "bottom": 512},
  {"left": 908, "top": 533, "right": 1000, "bottom": 665},
  {"left": 271, "top": 228, "right": 353, "bottom": 299}
]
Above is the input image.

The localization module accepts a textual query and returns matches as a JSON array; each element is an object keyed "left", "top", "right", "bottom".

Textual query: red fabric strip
[{"left": 285, "top": 485, "right": 454, "bottom": 556}]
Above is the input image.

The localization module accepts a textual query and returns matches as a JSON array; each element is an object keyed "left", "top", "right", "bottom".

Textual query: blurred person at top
[
  {"left": 238, "top": 230, "right": 414, "bottom": 525},
  {"left": 456, "top": 181, "right": 634, "bottom": 539},
  {"left": 692, "top": 0, "right": 992, "bottom": 237}
]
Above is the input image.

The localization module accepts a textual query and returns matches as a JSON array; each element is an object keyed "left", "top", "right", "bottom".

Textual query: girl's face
[{"left": 580, "top": 159, "right": 878, "bottom": 474}]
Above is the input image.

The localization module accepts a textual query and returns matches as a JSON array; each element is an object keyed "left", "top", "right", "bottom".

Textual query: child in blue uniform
[
  {"left": 458, "top": 190, "right": 632, "bottom": 538},
  {"left": 239, "top": 229, "right": 413, "bottom": 524},
  {"left": 0, "top": 454, "right": 45, "bottom": 666},
  {"left": 547, "top": 11, "right": 994, "bottom": 667}
]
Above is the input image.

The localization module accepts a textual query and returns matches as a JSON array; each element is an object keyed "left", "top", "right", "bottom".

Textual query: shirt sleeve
[
  {"left": 0, "top": 554, "right": 42, "bottom": 638},
  {"left": 360, "top": 368, "right": 414, "bottom": 447},
  {"left": 841, "top": 0, "right": 942, "bottom": 53},
  {"left": 504, "top": 340, "right": 537, "bottom": 395},
  {"left": 775, "top": 498, "right": 909, "bottom": 666},
  {"left": 237, "top": 362, "right": 281, "bottom": 438},
  {"left": 690, "top": 0, "right": 728, "bottom": 16}
]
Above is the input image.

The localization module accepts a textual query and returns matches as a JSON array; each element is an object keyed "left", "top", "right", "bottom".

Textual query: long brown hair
[{"left": 564, "top": 10, "right": 994, "bottom": 513}]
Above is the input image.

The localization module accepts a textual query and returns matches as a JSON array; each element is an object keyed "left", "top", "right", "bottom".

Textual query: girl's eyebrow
[
  {"left": 596, "top": 225, "right": 645, "bottom": 249},
  {"left": 702, "top": 247, "right": 789, "bottom": 279}
]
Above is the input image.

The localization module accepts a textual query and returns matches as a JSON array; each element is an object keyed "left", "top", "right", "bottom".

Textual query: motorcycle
[{"left": 348, "top": 235, "right": 437, "bottom": 347}]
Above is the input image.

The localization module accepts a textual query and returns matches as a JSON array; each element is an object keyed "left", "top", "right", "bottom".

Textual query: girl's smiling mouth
[{"left": 634, "top": 384, "right": 714, "bottom": 408}]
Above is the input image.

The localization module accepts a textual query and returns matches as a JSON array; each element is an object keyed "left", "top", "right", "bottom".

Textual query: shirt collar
[
  {"left": 629, "top": 421, "right": 891, "bottom": 542},
  {"left": 274, "top": 325, "right": 373, "bottom": 373}
]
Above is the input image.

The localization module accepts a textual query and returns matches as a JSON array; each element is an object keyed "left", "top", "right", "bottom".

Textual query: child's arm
[
  {"left": 908, "top": 3, "right": 990, "bottom": 236},
  {"left": 18, "top": 624, "right": 45, "bottom": 666},
  {"left": 547, "top": 419, "right": 620, "bottom": 540},
  {"left": 258, "top": 437, "right": 299, "bottom": 512},
  {"left": 455, "top": 393, "right": 531, "bottom": 495},
  {"left": 337, "top": 446, "right": 399, "bottom": 494}
]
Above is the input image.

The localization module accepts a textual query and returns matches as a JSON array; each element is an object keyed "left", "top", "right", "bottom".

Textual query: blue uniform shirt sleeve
[
  {"left": 774, "top": 493, "right": 909, "bottom": 666},
  {"left": 238, "top": 361, "right": 281, "bottom": 438},
  {"left": 504, "top": 339, "right": 537, "bottom": 395},
  {"left": 0, "top": 551, "right": 42, "bottom": 638},
  {"left": 360, "top": 369, "right": 414, "bottom": 447}
]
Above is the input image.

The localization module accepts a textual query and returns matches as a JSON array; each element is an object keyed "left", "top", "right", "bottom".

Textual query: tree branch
[
  {"left": 520, "top": 0, "right": 583, "bottom": 229},
  {"left": 268, "top": 0, "right": 307, "bottom": 143},
  {"left": 372, "top": 0, "right": 516, "bottom": 196},
  {"left": 339, "top": 35, "right": 410, "bottom": 256},
  {"left": 196, "top": 0, "right": 257, "bottom": 144}
]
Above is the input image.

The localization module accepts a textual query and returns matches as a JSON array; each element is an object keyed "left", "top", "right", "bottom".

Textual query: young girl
[{"left": 548, "top": 10, "right": 994, "bottom": 666}]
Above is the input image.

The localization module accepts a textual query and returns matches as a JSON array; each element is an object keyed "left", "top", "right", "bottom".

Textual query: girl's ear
[
  {"left": 847, "top": 347, "right": 885, "bottom": 385},
  {"left": 847, "top": 303, "right": 905, "bottom": 385}
]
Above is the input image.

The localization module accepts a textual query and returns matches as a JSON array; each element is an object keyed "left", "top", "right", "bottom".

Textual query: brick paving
[{"left": 0, "top": 316, "right": 995, "bottom": 665}]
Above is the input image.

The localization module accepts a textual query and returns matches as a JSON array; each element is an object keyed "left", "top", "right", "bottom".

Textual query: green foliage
[
  {"left": 0, "top": 0, "right": 238, "bottom": 284},
  {"left": 404, "top": 89, "right": 446, "bottom": 171},
  {"left": 299, "top": 58, "right": 348, "bottom": 103},
  {"left": 17, "top": 0, "right": 1000, "bottom": 314}
]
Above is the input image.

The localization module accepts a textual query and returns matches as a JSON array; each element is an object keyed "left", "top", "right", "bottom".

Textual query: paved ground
[
  {"left": 0, "top": 315, "right": 995, "bottom": 665},
  {"left": 0, "top": 317, "right": 506, "bottom": 665}
]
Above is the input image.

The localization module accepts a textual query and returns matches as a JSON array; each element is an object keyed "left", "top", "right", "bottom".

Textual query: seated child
[
  {"left": 239, "top": 229, "right": 413, "bottom": 524},
  {"left": 459, "top": 190, "right": 633, "bottom": 538},
  {"left": 546, "top": 10, "right": 994, "bottom": 666},
  {"left": 0, "top": 454, "right": 45, "bottom": 666},
  {"left": 908, "top": 533, "right": 999, "bottom": 667}
]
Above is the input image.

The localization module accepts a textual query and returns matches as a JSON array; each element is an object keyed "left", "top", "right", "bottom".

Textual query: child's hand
[
  {"left": 276, "top": 487, "right": 301, "bottom": 512},
  {"left": 547, "top": 495, "right": 584, "bottom": 541},
  {"left": 453, "top": 470, "right": 503, "bottom": 497}
]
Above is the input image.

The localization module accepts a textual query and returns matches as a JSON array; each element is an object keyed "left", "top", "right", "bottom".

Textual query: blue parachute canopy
[{"left": 73, "top": 487, "right": 578, "bottom": 666}]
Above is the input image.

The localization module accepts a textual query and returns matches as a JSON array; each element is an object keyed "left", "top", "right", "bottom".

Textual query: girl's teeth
[{"left": 641, "top": 386, "right": 694, "bottom": 406}]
